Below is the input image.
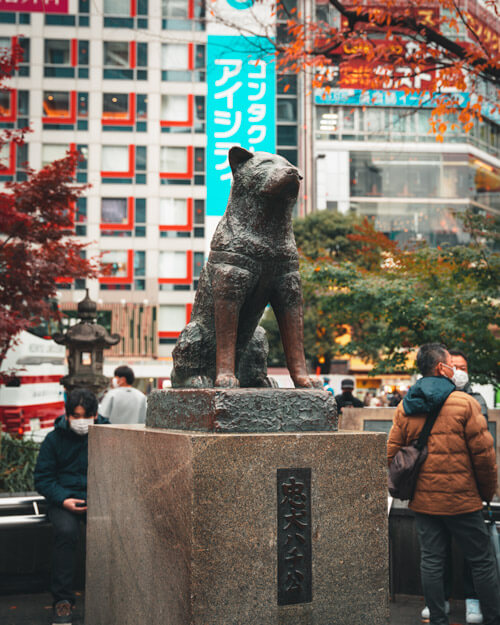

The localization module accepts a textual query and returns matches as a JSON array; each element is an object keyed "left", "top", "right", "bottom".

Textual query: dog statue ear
[{"left": 229, "top": 146, "right": 253, "bottom": 173}]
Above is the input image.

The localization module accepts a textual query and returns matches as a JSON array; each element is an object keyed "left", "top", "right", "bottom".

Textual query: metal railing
[{"left": 0, "top": 495, "right": 48, "bottom": 528}]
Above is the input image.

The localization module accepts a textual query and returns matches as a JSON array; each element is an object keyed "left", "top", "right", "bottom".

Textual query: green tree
[
  {"left": 262, "top": 211, "right": 392, "bottom": 369},
  {"left": 301, "top": 211, "right": 500, "bottom": 385}
]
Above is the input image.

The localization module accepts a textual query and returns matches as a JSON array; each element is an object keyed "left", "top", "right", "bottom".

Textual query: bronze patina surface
[{"left": 171, "top": 147, "right": 314, "bottom": 390}]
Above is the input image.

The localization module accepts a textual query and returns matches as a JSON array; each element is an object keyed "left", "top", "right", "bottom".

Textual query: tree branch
[{"left": 327, "top": 0, "right": 500, "bottom": 85}]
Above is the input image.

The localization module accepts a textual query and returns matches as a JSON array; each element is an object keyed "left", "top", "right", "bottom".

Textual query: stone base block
[
  {"left": 85, "top": 426, "right": 389, "bottom": 625},
  {"left": 146, "top": 388, "right": 338, "bottom": 432}
]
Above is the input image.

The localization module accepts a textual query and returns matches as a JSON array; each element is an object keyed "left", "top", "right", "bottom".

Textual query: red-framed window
[
  {"left": 0, "top": 141, "right": 28, "bottom": 181},
  {"left": 159, "top": 146, "right": 194, "bottom": 180},
  {"left": 42, "top": 142, "right": 88, "bottom": 183},
  {"left": 1, "top": 36, "right": 30, "bottom": 76},
  {"left": 99, "top": 249, "right": 134, "bottom": 285},
  {"left": 159, "top": 197, "right": 193, "bottom": 232},
  {"left": 102, "top": 93, "right": 147, "bottom": 131},
  {"left": 103, "top": 41, "right": 148, "bottom": 80},
  {"left": 104, "top": 0, "right": 148, "bottom": 28},
  {"left": 1, "top": 90, "right": 29, "bottom": 129},
  {"left": 99, "top": 249, "right": 146, "bottom": 290},
  {"left": 101, "top": 145, "right": 146, "bottom": 184},
  {"left": 100, "top": 197, "right": 146, "bottom": 237},
  {"left": 42, "top": 91, "right": 88, "bottom": 130},
  {"left": 161, "top": 43, "right": 205, "bottom": 81},
  {"left": 160, "top": 94, "right": 194, "bottom": 129},
  {"left": 158, "top": 250, "right": 193, "bottom": 285},
  {"left": 158, "top": 303, "right": 193, "bottom": 340},
  {"left": 44, "top": 39, "right": 89, "bottom": 79}
]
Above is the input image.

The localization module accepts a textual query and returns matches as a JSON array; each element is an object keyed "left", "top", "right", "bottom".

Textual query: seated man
[{"left": 34, "top": 388, "right": 109, "bottom": 625}]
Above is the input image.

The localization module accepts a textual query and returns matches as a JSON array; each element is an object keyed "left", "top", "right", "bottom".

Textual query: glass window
[
  {"left": 103, "top": 93, "right": 129, "bottom": 119},
  {"left": 277, "top": 74, "right": 297, "bottom": 95},
  {"left": 104, "top": 0, "right": 129, "bottom": 14},
  {"left": 0, "top": 91, "right": 12, "bottom": 117},
  {"left": 277, "top": 99, "right": 297, "bottom": 122},
  {"left": 159, "top": 305, "right": 186, "bottom": 332},
  {"left": 102, "top": 146, "right": 129, "bottom": 171},
  {"left": 365, "top": 109, "right": 385, "bottom": 135},
  {"left": 160, "top": 198, "right": 187, "bottom": 224},
  {"left": 135, "top": 199, "right": 146, "bottom": 222},
  {"left": 104, "top": 42, "right": 129, "bottom": 67},
  {"left": 43, "top": 91, "right": 70, "bottom": 118},
  {"left": 45, "top": 39, "right": 70, "bottom": 65},
  {"left": 159, "top": 251, "right": 187, "bottom": 278},
  {"left": 42, "top": 144, "right": 68, "bottom": 166},
  {"left": 316, "top": 107, "right": 338, "bottom": 133},
  {"left": 0, "top": 142, "right": 11, "bottom": 167},
  {"left": 160, "top": 147, "right": 187, "bottom": 172},
  {"left": 161, "top": 44, "right": 188, "bottom": 69},
  {"left": 134, "top": 251, "right": 145, "bottom": 276},
  {"left": 102, "top": 251, "right": 129, "bottom": 277},
  {"left": 161, "top": 95, "right": 189, "bottom": 121},
  {"left": 162, "top": 0, "right": 188, "bottom": 18},
  {"left": 101, "top": 198, "right": 128, "bottom": 223},
  {"left": 277, "top": 126, "right": 297, "bottom": 146}
]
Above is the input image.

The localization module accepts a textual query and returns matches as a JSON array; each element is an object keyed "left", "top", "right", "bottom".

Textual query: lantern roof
[{"left": 53, "top": 290, "right": 120, "bottom": 348}]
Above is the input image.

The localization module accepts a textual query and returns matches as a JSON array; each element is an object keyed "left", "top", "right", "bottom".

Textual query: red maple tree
[
  {"left": 0, "top": 48, "right": 100, "bottom": 368},
  {"left": 276, "top": 0, "right": 500, "bottom": 139}
]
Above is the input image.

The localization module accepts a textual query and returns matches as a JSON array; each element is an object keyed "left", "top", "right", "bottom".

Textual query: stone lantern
[{"left": 53, "top": 289, "right": 121, "bottom": 397}]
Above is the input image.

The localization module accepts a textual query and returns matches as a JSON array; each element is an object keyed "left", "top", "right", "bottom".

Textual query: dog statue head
[{"left": 228, "top": 146, "right": 303, "bottom": 200}]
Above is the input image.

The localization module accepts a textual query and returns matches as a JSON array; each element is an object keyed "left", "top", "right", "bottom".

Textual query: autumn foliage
[
  {"left": 277, "top": 0, "right": 500, "bottom": 139},
  {"left": 0, "top": 49, "right": 99, "bottom": 367}
]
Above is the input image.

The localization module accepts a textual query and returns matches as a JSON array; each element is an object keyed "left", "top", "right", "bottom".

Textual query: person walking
[
  {"left": 388, "top": 343, "right": 499, "bottom": 625},
  {"left": 98, "top": 365, "right": 147, "bottom": 424},
  {"left": 34, "top": 389, "right": 110, "bottom": 625}
]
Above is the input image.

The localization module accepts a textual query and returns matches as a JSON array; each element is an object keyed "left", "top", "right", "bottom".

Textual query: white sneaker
[
  {"left": 466, "top": 598, "right": 483, "bottom": 624},
  {"left": 421, "top": 601, "right": 450, "bottom": 621}
]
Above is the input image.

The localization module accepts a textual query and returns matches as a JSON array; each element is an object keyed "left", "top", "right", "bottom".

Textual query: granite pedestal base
[{"left": 85, "top": 426, "right": 388, "bottom": 625}]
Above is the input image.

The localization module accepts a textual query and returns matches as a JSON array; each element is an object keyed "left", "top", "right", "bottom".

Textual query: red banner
[{"left": 0, "top": 0, "right": 68, "bottom": 13}]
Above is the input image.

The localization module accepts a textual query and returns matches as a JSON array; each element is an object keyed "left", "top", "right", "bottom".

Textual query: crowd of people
[{"left": 32, "top": 350, "right": 499, "bottom": 625}]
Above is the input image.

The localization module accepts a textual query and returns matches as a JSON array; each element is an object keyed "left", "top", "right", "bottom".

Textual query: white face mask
[
  {"left": 111, "top": 377, "right": 119, "bottom": 388},
  {"left": 452, "top": 369, "right": 469, "bottom": 390},
  {"left": 69, "top": 417, "right": 94, "bottom": 436}
]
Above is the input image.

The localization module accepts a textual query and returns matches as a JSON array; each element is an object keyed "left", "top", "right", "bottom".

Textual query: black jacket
[
  {"left": 335, "top": 391, "right": 364, "bottom": 413},
  {"left": 34, "top": 414, "right": 109, "bottom": 507}
]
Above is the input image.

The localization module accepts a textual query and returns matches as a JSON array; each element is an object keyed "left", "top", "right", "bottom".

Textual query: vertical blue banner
[{"left": 207, "top": 35, "right": 276, "bottom": 217}]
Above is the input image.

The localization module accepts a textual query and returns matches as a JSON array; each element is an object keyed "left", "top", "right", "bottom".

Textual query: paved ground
[{"left": 0, "top": 592, "right": 468, "bottom": 624}]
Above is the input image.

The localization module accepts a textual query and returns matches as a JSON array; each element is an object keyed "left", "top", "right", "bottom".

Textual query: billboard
[
  {"left": 207, "top": 34, "right": 276, "bottom": 218},
  {"left": 0, "top": 0, "right": 68, "bottom": 12}
]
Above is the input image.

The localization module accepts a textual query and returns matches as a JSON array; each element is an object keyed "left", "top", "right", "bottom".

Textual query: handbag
[{"left": 388, "top": 407, "right": 440, "bottom": 501}]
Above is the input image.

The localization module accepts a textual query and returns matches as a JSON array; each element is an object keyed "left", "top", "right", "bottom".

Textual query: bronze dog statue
[{"left": 171, "top": 146, "right": 314, "bottom": 389}]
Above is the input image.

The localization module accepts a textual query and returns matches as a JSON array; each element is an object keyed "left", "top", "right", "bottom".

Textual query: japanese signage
[
  {"left": 0, "top": 0, "right": 68, "bottom": 12},
  {"left": 277, "top": 468, "right": 312, "bottom": 606},
  {"left": 315, "top": 88, "right": 500, "bottom": 126},
  {"left": 206, "top": 35, "right": 276, "bottom": 217}
]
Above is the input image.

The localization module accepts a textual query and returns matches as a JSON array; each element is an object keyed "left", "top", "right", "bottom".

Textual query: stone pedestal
[{"left": 85, "top": 425, "right": 389, "bottom": 625}]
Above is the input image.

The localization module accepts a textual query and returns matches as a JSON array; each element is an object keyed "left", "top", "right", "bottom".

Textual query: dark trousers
[
  {"left": 47, "top": 506, "right": 85, "bottom": 606},
  {"left": 415, "top": 510, "right": 500, "bottom": 625}
]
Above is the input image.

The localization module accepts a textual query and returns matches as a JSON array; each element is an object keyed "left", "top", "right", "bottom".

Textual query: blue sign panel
[
  {"left": 207, "top": 35, "right": 276, "bottom": 217},
  {"left": 315, "top": 88, "right": 500, "bottom": 125}
]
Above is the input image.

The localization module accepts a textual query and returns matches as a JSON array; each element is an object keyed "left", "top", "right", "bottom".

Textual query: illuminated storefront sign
[{"left": 315, "top": 88, "right": 500, "bottom": 126}]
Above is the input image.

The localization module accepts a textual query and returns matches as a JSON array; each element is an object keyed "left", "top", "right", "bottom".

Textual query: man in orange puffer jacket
[{"left": 388, "top": 343, "right": 499, "bottom": 625}]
